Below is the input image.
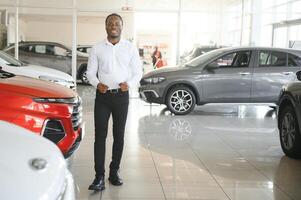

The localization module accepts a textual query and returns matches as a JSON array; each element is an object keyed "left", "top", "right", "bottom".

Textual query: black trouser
[{"left": 94, "top": 90, "right": 129, "bottom": 178}]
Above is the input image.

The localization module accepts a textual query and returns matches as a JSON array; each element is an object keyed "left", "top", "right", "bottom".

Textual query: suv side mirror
[
  {"left": 296, "top": 71, "right": 301, "bottom": 81},
  {"left": 206, "top": 62, "right": 219, "bottom": 70}
]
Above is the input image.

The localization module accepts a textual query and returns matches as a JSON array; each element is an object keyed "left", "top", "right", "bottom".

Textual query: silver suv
[
  {"left": 4, "top": 41, "right": 89, "bottom": 84},
  {"left": 139, "top": 47, "right": 301, "bottom": 115}
]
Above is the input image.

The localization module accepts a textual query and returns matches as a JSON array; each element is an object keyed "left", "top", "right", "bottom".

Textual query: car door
[
  {"left": 19, "top": 44, "right": 55, "bottom": 69},
  {"left": 17, "top": 44, "right": 42, "bottom": 65},
  {"left": 201, "top": 50, "right": 253, "bottom": 103},
  {"left": 251, "top": 50, "right": 301, "bottom": 102},
  {"left": 53, "top": 45, "right": 72, "bottom": 75}
]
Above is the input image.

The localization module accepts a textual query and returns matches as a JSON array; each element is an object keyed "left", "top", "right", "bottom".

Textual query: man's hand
[
  {"left": 97, "top": 83, "right": 108, "bottom": 93},
  {"left": 119, "top": 82, "right": 129, "bottom": 92}
]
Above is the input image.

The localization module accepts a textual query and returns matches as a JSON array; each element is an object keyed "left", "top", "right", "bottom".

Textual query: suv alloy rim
[
  {"left": 82, "top": 71, "right": 89, "bottom": 83},
  {"left": 170, "top": 90, "right": 192, "bottom": 112},
  {"left": 281, "top": 112, "right": 296, "bottom": 150}
]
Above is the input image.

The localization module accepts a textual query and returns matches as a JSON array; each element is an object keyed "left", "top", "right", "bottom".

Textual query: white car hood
[
  {"left": 1, "top": 64, "right": 74, "bottom": 82},
  {"left": 0, "top": 121, "right": 68, "bottom": 200}
]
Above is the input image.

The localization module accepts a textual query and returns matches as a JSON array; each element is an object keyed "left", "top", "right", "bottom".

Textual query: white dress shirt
[{"left": 87, "top": 38, "right": 143, "bottom": 90}]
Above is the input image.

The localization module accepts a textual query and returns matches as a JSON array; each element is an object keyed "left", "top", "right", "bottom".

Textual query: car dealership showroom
[{"left": 2, "top": 0, "right": 301, "bottom": 199}]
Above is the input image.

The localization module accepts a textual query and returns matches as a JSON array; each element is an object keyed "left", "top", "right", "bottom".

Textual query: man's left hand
[{"left": 119, "top": 82, "right": 129, "bottom": 92}]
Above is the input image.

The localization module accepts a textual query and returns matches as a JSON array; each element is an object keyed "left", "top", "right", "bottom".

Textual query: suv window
[
  {"left": 209, "top": 51, "right": 251, "bottom": 68},
  {"left": 259, "top": 51, "right": 287, "bottom": 67},
  {"left": 19, "top": 45, "right": 30, "bottom": 52},
  {"left": 54, "top": 46, "right": 68, "bottom": 56},
  {"left": 33, "top": 45, "right": 55, "bottom": 55},
  {"left": 288, "top": 53, "right": 301, "bottom": 67},
  {"left": 35, "top": 45, "right": 46, "bottom": 54}
]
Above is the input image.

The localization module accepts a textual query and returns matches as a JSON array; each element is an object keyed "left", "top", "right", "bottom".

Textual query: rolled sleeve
[{"left": 86, "top": 47, "right": 100, "bottom": 88}]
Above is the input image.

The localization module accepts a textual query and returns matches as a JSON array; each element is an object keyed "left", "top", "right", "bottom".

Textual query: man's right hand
[{"left": 97, "top": 83, "right": 108, "bottom": 93}]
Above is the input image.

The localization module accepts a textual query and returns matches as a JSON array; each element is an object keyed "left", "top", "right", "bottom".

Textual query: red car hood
[{"left": 0, "top": 76, "right": 76, "bottom": 98}]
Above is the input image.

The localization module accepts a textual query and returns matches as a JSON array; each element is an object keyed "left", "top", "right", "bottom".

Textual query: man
[{"left": 86, "top": 13, "right": 142, "bottom": 191}]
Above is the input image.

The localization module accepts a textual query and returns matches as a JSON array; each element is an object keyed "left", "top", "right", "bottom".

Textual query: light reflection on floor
[{"left": 69, "top": 84, "right": 301, "bottom": 200}]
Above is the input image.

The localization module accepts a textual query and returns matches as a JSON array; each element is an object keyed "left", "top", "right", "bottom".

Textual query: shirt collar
[{"left": 105, "top": 38, "right": 123, "bottom": 46}]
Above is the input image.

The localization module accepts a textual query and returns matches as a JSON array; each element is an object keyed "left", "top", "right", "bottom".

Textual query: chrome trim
[
  {"left": 140, "top": 90, "right": 160, "bottom": 98},
  {"left": 41, "top": 119, "right": 50, "bottom": 137}
]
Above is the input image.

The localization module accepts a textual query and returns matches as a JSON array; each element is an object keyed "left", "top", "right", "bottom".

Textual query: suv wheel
[
  {"left": 79, "top": 68, "right": 89, "bottom": 84},
  {"left": 166, "top": 86, "right": 196, "bottom": 115},
  {"left": 279, "top": 105, "right": 301, "bottom": 158}
]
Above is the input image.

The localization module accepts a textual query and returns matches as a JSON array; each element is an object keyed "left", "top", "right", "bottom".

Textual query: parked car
[
  {"left": 277, "top": 71, "right": 301, "bottom": 158},
  {"left": 3, "top": 41, "right": 89, "bottom": 84},
  {"left": 0, "top": 50, "right": 75, "bottom": 90},
  {"left": 139, "top": 47, "right": 301, "bottom": 115},
  {"left": 0, "top": 67, "right": 84, "bottom": 157},
  {"left": 0, "top": 120, "right": 75, "bottom": 200}
]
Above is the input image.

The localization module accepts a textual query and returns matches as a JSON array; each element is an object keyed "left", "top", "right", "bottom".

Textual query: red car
[{"left": 0, "top": 67, "right": 83, "bottom": 158}]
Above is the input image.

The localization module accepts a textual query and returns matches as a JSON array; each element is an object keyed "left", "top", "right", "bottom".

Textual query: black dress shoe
[
  {"left": 108, "top": 170, "right": 123, "bottom": 186},
  {"left": 88, "top": 176, "right": 105, "bottom": 191}
]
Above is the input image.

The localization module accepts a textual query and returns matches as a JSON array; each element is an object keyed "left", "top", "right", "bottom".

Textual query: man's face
[{"left": 106, "top": 16, "right": 123, "bottom": 38}]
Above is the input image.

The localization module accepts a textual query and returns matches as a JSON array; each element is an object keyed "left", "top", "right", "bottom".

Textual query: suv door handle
[
  {"left": 282, "top": 71, "right": 294, "bottom": 75},
  {"left": 239, "top": 72, "right": 251, "bottom": 75}
]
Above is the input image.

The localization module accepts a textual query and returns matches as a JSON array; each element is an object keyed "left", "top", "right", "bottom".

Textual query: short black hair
[{"left": 105, "top": 13, "right": 123, "bottom": 25}]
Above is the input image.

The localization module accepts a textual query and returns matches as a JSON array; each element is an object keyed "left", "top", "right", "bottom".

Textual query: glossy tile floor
[{"left": 69, "top": 84, "right": 301, "bottom": 200}]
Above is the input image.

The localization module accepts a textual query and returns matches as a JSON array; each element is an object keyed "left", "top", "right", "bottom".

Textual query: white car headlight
[
  {"left": 39, "top": 76, "right": 75, "bottom": 89},
  {"left": 143, "top": 77, "right": 166, "bottom": 84}
]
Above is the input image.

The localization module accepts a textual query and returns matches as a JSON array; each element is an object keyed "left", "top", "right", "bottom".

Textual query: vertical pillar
[
  {"left": 250, "top": 0, "right": 262, "bottom": 46},
  {"left": 176, "top": 0, "right": 181, "bottom": 64},
  {"left": 72, "top": 0, "right": 77, "bottom": 87},
  {"left": 14, "top": 0, "right": 19, "bottom": 59}
]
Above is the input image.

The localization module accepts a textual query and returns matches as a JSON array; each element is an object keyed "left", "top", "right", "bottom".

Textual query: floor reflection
[{"left": 71, "top": 85, "right": 301, "bottom": 200}]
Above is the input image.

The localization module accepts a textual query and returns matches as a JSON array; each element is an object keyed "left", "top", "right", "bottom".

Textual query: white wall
[{"left": 7, "top": 12, "right": 135, "bottom": 47}]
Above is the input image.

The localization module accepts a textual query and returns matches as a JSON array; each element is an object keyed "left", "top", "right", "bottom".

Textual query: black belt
[{"left": 106, "top": 88, "right": 123, "bottom": 94}]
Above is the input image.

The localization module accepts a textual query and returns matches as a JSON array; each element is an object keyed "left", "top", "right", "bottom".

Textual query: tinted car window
[
  {"left": 35, "top": 45, "right": 46, "bottom": 54},
  {"left": 54, "top": 46, "right": 68, "bottom": 56},
  {"left": 259, "top": 51, "right": 287, "bottom": 67},
  {"left": 34, "top": 45, "right": 55, "bottom": 55},
  {"left": 19, "top": 45, "right": 30, "bottom": 52},
  {"left": 209, "top": 51, "right": 251, "bottom": 68},
  {"left": 184, "top": 48, "right": 226, "bottom": 68},
  {"left": 288, "top": 53, "right": 301, "bottom": 67}
]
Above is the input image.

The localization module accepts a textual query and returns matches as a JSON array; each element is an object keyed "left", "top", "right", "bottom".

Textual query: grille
[
  {"left": 71, "top": 97, "right": 82, "bottom": 131},
  {"left": 140, "top": 79, "right": 148, "bottom": 86},
  {"left": 42, "top": 120, "right": 66, "bottom": 144}
]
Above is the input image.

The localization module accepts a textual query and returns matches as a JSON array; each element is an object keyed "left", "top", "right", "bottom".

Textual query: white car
[
  {"left": 0, "top": 51, "right": 75, "bottom": 89},
  {"left": 0, "top": 120, "right": 75, "bottom": 200}
]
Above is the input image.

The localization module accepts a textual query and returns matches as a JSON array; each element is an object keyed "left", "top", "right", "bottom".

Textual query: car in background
[
  {"left": 3, "top": 41, "right": 89, "bottom": 84},
  {"left": 277, "top": 71, "right": 301, "bottom": 158},
  {"left": 0, "top": 50, "right": 75, "bottom": 90},
  {"left": 0, "top": 120, "right": 75, "bottom": 200},
  {"left": 0, "top": 67, "right": 84, "bottom": 157},
  {"left": 140, "top": 47, "right": 301, "bottom": 115},
  {"left": 77, "top": 45, "right": 92, "bottom": 55},
  {"left": 180, "top": 46, "right": 224, "bottom": 64}
]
